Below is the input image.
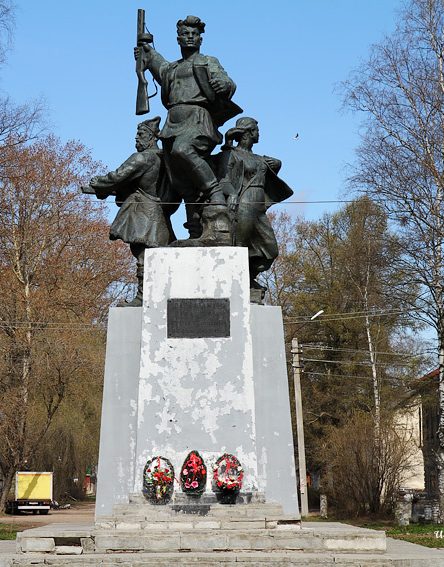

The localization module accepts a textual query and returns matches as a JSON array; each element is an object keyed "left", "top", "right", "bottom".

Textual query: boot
[
  {"left": 118, "top": 267, "right": 144, "bottom": 307},
  {"left": 172, "top": 204, "right": 232, "bottom": 247},
  {"left": 183, "top": 220, "right": 203, "bottom": 239},
  {"left": 207, "top": 184, "right": 226, "bottom": 205}
]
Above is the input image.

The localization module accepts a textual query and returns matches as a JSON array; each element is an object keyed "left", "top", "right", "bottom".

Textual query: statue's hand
[
  {"left": 209, "top": 77, "right": 229, "bottom": 95},
  {"left": 95, "top": 188, "right": 109, "bottom": 200},
  {"left": 134, "top": 45, "right": 150, "bottom": 60},
  {"left": 264, "top": 156, "right": 281, "bottom": 172},
  {"left": 135, "top": 34, "right": 153, "bottom": 60}
]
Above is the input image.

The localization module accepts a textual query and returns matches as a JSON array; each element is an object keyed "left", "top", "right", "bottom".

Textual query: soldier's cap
[
  {"left": 177, "top": 15, "right": 205, "bottom": 33},
  {"left": 138, "top": 116, "right": 161, "bottom": 136}
]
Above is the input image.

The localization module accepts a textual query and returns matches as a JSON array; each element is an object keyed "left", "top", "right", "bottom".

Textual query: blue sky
[{"left": 1, "top": 0, "right": 402, "bottom": 234}]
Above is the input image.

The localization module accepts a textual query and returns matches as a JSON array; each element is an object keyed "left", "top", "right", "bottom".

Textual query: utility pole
[{"left": 292, "top": 337, "right": 309, "bottom": 517}]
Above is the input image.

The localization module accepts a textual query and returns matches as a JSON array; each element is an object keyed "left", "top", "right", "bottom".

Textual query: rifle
[
  {"left": 81, "top": 185, "right": 115, "bottom": 200},
  {"left": 136, "top": 9, "right": 153, "bottom": 115}
]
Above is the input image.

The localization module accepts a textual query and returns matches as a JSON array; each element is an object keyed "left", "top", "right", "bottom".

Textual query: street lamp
[
  {"left": 291, "top": 309, "right": 324, "bottom": 518},
  {"left": 309, "top": 310, "right": 324, "bottom": 322}
]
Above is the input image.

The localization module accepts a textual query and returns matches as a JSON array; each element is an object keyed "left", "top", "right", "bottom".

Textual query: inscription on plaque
[{"left": 167, "top": 298, "right": 230, "bottom": 338}]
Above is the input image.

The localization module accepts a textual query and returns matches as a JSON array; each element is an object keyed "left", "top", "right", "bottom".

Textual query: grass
[
  {"left": 304, "top": 514, "right": 444, "bottom": 548},
  {"left": 0, "top": 524, "right": 18, "bottom": 540},
  {"left": 384, "top": 524, "right": 444, "bottom": 548},
  {"left": 342, "top": 518, "right": 444, "bottom": 549}
]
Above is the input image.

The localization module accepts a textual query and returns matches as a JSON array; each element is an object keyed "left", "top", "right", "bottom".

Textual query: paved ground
[
  {"left": 0, "top": 502, "right": 94, "bottom": 529},
  {"left": 0, "top": 541, "right": 15, "bottom": 555}
]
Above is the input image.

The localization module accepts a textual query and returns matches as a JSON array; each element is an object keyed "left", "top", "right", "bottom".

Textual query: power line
[
  {"left": 79, "top": 197, "right": 356, "bottom": 206},
  {"left": 0, "top": 320, "right": 98, "bottom": 326},
  {"left": 284, "top": 309, "right": 419, "bottom": 324},
  {"left": 304, "top": 371, "right": 407, "bottom": 381},
  {"left": 301, "top": 344, "right": 427, "bottom": 358},
  {"left": 304, "top": 357, "right": 417, "bottom": 369},
  {"left": 285, "top": 307, "right": 420, "bottom": 320},
  {"left": 0, "top": 320, "right": 105, "bottom": 331}
]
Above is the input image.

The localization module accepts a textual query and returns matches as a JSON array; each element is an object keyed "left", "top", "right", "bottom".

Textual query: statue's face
[
  {"left": 250, "top": 124, "right": 259, "bottom": 144},
  {"left": 135, "top": 130, "right": 151, "bottom": 151},
  {"left": 177, "top": 25, "right": 202, "bottom": 49}
]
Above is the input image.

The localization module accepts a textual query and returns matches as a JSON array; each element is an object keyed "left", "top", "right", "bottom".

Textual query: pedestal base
[
  {"left": 95, "top": 247, "right": 298, "bottom": 519},
  {"left": 16, "top": 498, "right": 387, "bottom": 559}
]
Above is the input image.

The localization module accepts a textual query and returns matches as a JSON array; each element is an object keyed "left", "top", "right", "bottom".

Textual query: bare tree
[
  {"left": 265, "top": 206, "right": 422, "bottom": 509},
  {"left": 0, "top": 0, "right": 14, "bottom": 65},
  {"left": 342, "top": 0, "right": 444, "bottom": 517},
  {"left": 0, "top": 135, "right": 132, "bottom": 510},
  {"left": 322, "top": 411, "right": 418, "bottom": 516},
  {"left": 0, "top": 2, "right": 45, "bottom": 160}
]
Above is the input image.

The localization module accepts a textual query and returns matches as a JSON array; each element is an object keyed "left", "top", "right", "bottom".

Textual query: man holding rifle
[{"left": 134, "top": 15, "right": 242, "bottom": 243}]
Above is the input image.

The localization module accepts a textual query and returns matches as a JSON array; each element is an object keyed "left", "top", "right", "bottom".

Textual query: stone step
[
  {"left": 93, "top": 528, "right": 386, "bottom": 554},
  {"left": 96, "top": 516, "right": 300, "bottom": 531},
  {"left": 6, "top": 549, "right": 444, "bottom": 566},
  {"left": 100, "top": 509, "right": 288, "bottom": 524},
  {"left": 110, "top": 502, "right": 284, "bottom": 519},
  {"left": 6, "top": 551, "right": 444, "bottom": 567},
  {"left": 128, "top": 491, "right": 266, "bottom": 506},
  {"left": 16, "top": 523, "right": 387, "bottom": 556},
  {"left": 14, "top": 522, "right": 388, "bottom": 561}
]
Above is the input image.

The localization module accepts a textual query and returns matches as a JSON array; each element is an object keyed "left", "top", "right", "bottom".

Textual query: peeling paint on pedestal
[{"left": 133, "top": 248, "right": 258, "bottom": 493}]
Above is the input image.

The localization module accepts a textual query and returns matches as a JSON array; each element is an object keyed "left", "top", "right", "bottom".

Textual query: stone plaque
[{"left": 167, "top": 298, "right": 230, "bottom": 338}]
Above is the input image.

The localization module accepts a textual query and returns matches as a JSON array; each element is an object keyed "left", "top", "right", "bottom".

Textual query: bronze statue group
[{"left": 82, "top": 15, "right": 292, "bottom": 306}]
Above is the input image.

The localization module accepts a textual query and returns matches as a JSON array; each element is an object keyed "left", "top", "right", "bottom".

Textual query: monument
[
  {"left": 11, "top": 10, "right": 391, "bottom": 564},
  {"left": 80, "top": 9, "right": 298, "bottom": 517}
]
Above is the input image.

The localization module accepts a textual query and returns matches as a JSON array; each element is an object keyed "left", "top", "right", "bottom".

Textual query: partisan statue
[
  {"left": 134, "top": 14, "right": 242, "bottom": 245},
  {"left": 81, "top": 13, "right": 293, "bottom": 304},
  {"left": 214, "top": 117, "right": 293, "bottom": 290},
  {"left": 81, "top": 117, "right": 170, "bottom": 306}
]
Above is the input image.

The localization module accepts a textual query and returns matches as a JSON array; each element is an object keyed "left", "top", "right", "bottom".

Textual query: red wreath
[
  {"left": 143, "top": 456, "right": 175, "bottom": 504},
  {"left": 213, "top": 453, "right": 244, "bottom": 491},
  {"left": 181, "top": 450, "right": 207, "bottom": 494}
]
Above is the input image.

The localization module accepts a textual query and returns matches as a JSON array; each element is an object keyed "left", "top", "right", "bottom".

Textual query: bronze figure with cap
[{"left": 81, "top": 117, "right": 171, "bottom": 306}]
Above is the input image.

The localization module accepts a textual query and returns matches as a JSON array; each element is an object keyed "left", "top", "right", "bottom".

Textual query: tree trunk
[
  {"left": 435, "top": 181, "right": 444, "bottom": 519},
  {"left": 437, "top": 335, "right": 444, "bottom": 521},
  {"left": 0, "top": 468, "right": 15, "bottom": 512},
  {"left": 365, "top": 312, "right": 380, "bottom": 440}
]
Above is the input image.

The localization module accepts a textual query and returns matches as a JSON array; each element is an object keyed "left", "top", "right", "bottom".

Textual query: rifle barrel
[{"left": 137, "top": 9, "right": 145, "bottom": 39}]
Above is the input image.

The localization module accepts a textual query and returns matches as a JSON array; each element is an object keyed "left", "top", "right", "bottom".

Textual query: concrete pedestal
[
  {"left": 96, "top": 247, "right": 299, "bottom": 518},
  {"left": 135, "top": 247, "right": 258, "bottom": 493}
]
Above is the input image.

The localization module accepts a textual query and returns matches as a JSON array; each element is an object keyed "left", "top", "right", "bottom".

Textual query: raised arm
[
  {"left": 134, "top": 42, "right": 170, "bottom": 85},
  {"left": 87, "top": 153, "right": 148, "bottom": 198}
]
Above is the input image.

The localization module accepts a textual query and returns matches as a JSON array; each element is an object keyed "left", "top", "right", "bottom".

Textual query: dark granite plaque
[{"left": 167, "top": 298, "right": 230, "bottom": 338}]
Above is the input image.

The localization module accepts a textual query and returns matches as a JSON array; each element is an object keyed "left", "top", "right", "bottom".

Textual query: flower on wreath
[
  {"left": 142, "top": 456, "right": 175, "bottom": 504},
  {"left": 213, "top": 453, "right": 243, "bottom": 492},
  {"left": 180, "top": 450, "right": 207, "bottom": 494}
]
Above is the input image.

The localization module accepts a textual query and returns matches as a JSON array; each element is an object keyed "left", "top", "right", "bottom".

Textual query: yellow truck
[{"left": 6, "top": 472, "right": 53, "bottom": 515}]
